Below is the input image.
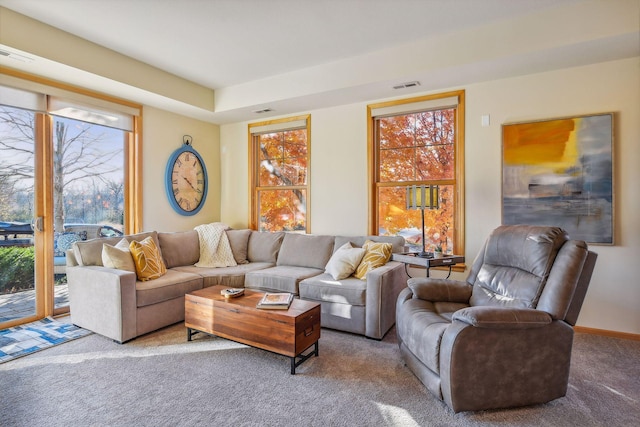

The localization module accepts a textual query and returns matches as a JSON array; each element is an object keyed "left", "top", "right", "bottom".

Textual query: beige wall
[
  {"left": 221, "top": 57, "right": 640, "bottom": 334},
  {"left": 142, "top": 106, "right": 220, "bottom": 232}
]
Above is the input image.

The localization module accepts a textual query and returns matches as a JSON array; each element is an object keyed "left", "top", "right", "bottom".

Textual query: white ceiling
[{"left": 0, "top": 0, "right": 637, "bottom": 124}]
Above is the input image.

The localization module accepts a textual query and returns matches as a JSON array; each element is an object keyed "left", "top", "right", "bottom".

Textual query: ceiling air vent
[
  {"left": 252, "top": 108, "right": 274, "bottom": 114},
  {"left": 0, "top": 49, "right": 34, "bottom": 62},
  {"left": 393, "top": 81, "right": 421, "bottom": 90}
]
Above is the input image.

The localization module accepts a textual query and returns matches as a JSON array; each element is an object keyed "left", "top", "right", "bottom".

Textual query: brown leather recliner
[{"left": 396, "top": 225, "right": 597, "bottom": 412}]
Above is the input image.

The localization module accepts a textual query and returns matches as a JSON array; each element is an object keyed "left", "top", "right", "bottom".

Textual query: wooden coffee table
[{"left": 185, "top": 285, "right": 321, "bottom": 374}]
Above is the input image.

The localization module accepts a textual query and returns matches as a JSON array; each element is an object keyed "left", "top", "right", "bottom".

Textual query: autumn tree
[
  {"left": 377, "top": 109, "right": 455, "bottom": 251},
  {"left": 256, "top": 129, "right": 307, "bottom": 232}
]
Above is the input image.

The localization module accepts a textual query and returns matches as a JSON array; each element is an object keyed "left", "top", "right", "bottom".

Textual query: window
[
  {"left": 368, "top": 90, "right": 465, "bottom": 255},
  {"left": 0, "top": 70, "right": 141, "bottom": 325},
  {"left": 249, "top": 115, "right": 310, "bottom": 232}
]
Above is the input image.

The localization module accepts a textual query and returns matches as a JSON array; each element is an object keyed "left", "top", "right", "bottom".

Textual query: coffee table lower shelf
[{"left": 187, "top": 328, "right": 319, "bottom": 374}]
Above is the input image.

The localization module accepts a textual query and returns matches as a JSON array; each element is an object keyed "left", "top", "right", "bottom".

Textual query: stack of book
[{"left": 256, "top": 292, "right": 293, "bottom": 310}]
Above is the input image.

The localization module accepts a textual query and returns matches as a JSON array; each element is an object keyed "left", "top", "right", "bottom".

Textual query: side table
[{"left": 391, "top": 253, "right": 465, "bottom": 278}]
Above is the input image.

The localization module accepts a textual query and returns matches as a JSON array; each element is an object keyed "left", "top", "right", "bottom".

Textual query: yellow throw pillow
[
  {"left": 101, "top": 238, "right": 135, "bottom": 272},
  {"left": 129, "top": 236, "right": 167, "bottom": 281},
  {"left": 354, "top": 240, "right": 393, "bottom": 280}
]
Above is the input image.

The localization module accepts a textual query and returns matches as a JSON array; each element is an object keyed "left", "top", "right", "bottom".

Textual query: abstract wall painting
[{"left": 502, "top": 113, "right": 613, "bottom": 244}]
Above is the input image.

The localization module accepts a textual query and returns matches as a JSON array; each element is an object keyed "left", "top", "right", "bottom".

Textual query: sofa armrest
[
  {"left": 67, "top": 265, "right": 138, "bottom": 343},
  {"left": 365, "top": 261, "right": 409, "bottom": 339},
  {"left": 452, "top": 306, "right": 552, "bottom": 329},
  {"left": 407, "top": 278, "right": 472, "bottom": 303}
]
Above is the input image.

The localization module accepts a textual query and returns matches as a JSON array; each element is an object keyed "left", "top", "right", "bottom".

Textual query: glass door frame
[{"left": 0, "top": 68, "right": 143, "bottom": 328}]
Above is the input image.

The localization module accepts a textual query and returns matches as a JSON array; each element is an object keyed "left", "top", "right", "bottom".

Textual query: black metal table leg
[{"left": 290, "top": 341, "right": 319, "bottom": 375}]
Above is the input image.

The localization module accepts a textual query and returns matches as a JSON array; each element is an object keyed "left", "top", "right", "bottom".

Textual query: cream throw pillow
[
  {"left": 101, "top": 238, "right": 135, "bottom": 272},
  {"left": 354, "top": 240, "right": 393, "bottom": 280},
  {"left": 129, "top": 237, "right": 167, "bottom": 281},
  {"left": 325, "top": 242, "right": 366, "bottom": 280}
]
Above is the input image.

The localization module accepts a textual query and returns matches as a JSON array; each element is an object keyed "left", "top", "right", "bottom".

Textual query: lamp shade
[{"left": 406, "top": 185, "right": 439, "bottom": 210}]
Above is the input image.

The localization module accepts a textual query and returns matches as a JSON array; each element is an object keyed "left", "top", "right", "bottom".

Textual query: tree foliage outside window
[
  {"left": 0, "top": 105, "right": 125, "bottom": 232},
  {"left": 251, "top": 117, "right": 310, "bottom": 232},
  {"left": 371, "top": 92, "right": 464, "bottom": 254}
]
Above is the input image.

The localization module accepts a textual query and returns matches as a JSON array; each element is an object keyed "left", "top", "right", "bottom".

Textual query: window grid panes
[
  {"left": 251, "top": 116, "right": 310, "bottom": 233},
  {"left": 371, "top": 92, "right": 464, "bottom": 255}
]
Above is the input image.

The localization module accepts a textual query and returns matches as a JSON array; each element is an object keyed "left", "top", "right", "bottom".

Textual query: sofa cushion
[
  {"left": 174, "top": 262, "right": 274, "bottom": 288},
  {"left": 247, "top": 231, "right": 284, "bottom": 263},
  {"left": 73, "top": 231, "right": 159, "bottom": 266},
  {"left": 158, "top": 230, "right": 200, "bottom": 268},
  {"left": 324, "top": 242, "right": 365, "bottom": 280},
  {"left": 354, "top": 240, "right": 392, "bottom": 280},
  {"left": 276, "top": 233, "right": 335, "bottom": 269},
  {"left": 245, "top": 265, "right": 323, "bottom": 295},
  {"left": 135, "top": 269, "right": 203, "bottom": 307},
  {"left": 101, "top": 238, "right": 136, "bottom": 272},
  {"left": 299, "top": 274, "right": 367, "bottom": 306},
  {"left": 129, "top": 237, "right": 167, "bottom": 281},
  {"left": 226, "top": 229, "right": 251, "bottom": 264}
]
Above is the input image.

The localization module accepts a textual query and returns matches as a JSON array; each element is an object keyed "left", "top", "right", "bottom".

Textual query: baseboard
[{"left": 574, "top": 325, "right": 640, "bottom": 341}]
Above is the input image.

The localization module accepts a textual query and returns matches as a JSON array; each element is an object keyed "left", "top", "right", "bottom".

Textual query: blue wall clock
[{"left": 164, "top": 136, "right": 208, "bottom": 216}]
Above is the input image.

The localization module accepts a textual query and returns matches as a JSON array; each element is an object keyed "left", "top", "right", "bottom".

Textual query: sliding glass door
[
  {"left": 0, "top": 74, "right": 140, "bottom": 329},
  {"left": 0, "top": 105, "right": 41, "bottom": 325},
  {"left": 51, "top": 115, "right": 126, "bottom": 311}
]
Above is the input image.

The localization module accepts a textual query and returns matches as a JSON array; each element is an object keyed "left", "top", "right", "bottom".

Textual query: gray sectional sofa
[{"left": 66, "top": 229, "right": 408, "bottom": 343}]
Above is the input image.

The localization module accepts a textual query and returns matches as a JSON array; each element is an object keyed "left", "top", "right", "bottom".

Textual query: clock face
[{"left": 165, "top": 146, "right": 207, "bottom": 215}]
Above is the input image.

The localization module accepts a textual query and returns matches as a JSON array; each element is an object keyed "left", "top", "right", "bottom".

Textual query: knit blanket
[{"left": 194, "top": 223, "right": 237, "bottom": 268}]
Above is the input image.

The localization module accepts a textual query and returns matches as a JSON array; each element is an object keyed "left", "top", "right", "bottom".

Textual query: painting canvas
[{"left": 502, "top": 113, "right": 613, "bottom": 244}]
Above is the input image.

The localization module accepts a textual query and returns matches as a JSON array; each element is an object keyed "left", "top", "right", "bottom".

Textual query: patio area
[{"left": 0, "top": 284, "right": 69, "bottom": 324}]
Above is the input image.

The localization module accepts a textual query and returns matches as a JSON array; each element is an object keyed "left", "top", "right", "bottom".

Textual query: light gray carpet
[{"left": 1, "top": 322, "right": 638, "bottom": 427}]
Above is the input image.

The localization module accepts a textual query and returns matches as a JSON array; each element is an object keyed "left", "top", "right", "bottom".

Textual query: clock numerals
[{"left": 179, "top": 198, "right": 191, "bottom": 211}]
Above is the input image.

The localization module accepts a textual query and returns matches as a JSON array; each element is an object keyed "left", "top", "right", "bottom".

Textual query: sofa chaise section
[
  {"left": 299, "top": 235, "right": 408, "bottom": 339},
  {"left": 67, "top": 231, "right": 204, "bottom": 343}
]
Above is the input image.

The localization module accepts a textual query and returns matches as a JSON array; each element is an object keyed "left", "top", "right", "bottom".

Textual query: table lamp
[{"left": 406, "top": 184, "right": 439, "bottom": 258}]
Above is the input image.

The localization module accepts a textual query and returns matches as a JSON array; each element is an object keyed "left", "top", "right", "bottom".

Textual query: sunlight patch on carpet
[
  {"left": 0, "top": 317, "right": 92, "bottom": 364},
  {"left": 376, "top": 402, "right": 421, "bottom": 426},
  {"left": 0, "top": 335, "right": 249, "bottom": 370}
]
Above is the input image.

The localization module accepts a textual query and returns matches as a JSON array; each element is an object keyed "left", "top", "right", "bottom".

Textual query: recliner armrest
[
  {"left": 452, "top": 306, "right": 552, "bottom": 329},
  {"left": 407, "top": 278, "right": 471, "bottom": 303}
]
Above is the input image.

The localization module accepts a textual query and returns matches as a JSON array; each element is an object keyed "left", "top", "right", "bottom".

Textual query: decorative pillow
[
  {"left": 325, "top": 242, "right": 366, "bottom": 280},
  {"left": 354, "top": 240, "right": 393, "bottom": 280},
  {"left": 54, "top": 231, "right": 87, "bottom": 257},
  {"left": 101, "top": 238, "right": 135, "bottom": 272},
  {"left": 225, "top": 229, "right": 251, "bottom": 265},
  {"left": 129, "top": 236, "right": 167, "bottom": 281}
]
